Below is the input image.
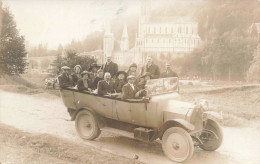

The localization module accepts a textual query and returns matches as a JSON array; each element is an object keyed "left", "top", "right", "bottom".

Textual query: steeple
[{"left": 120, "top": 24, "right": 129, "bottom": 51}]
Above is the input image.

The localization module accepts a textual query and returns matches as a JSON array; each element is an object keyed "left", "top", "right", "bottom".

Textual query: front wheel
[
  {"left": 75, "top": 110, "right": 101, "bottom": 140},
  {"left": 162, "top": 127, "right": 194, "bottom": 163},
  {"left": 199, "top": 119, "right": 223, "bottom": 151}
]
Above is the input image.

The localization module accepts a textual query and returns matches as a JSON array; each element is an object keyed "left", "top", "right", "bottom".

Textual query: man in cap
[
  {"left": 58, "top": 66, "right": 73, "bottom": 88},
  {"left": 93, "top": 69, "right": 104, "bottom": 89},
  {"left": 140, "top": 56, "right": 160, "bottom": 79},
  {"left": 101, "top": 56, "right": 118, "bottom": 78},
  {"left": 122, "top": 75, "right": 140, "bottom": 99},
  {"left": 161, "top": 63, "right": 178, "bottom": 78},
  {"left": 97, "top": 72, "right": 116, "bottom": 96}
]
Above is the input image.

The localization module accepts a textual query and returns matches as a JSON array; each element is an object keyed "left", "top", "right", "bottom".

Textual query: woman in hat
[
  {"left": 72, "top": 65, "right": 82, "bottom": 86},
  {"left": 137, "top": 72, "right": 151, "bottom": 89},
  {"left": 89, "top": 63, "right": 101, "bottom": 83},
  {"left": 77, "top": 71, "right": 94, "bottom": 91},
  {"left": 126, "top": 63, "right": 138, "bottom": 77},
  {"left": 114, "top": 71, "right": 127, "bottom": 93}
]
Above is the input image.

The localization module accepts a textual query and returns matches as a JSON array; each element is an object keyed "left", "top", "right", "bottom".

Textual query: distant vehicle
[
  {"left": 45, "top": 78, "right": 57, "bottom": 89},
  {"left": 60, "top": 77, "right": 223, "bottom": 162}
]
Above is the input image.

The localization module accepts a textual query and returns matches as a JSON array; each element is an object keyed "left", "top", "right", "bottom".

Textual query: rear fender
[{"left": 158, "top": 119, "right": 195, "bottom": 138}]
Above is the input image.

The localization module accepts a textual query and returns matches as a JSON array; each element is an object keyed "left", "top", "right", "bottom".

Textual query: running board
[{"left": 101, "top": 127, "right": 134, "bottom": 138}]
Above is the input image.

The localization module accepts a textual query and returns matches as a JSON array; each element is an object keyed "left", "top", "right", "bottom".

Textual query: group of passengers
[{"left": 58, "top": 55, "right": 178, "bottom": 99}]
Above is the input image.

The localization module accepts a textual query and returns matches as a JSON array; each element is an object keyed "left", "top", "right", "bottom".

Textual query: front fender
[{"left": 204, "top": 111, "right": 223, "bottom": 121}]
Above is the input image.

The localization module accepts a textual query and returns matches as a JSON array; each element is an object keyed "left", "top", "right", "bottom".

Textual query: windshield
[{"left": 145, "top": 77, "right": 179, "bottom": 96}]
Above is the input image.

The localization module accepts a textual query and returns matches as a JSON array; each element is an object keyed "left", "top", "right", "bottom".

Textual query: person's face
[
  {"left": 118, "top": 74, "right": 125, "bottom": 80},
  {"left": 83, "top": 74, "right": 89, "bottom": 79},
  {"left": 98, "top": 71, "right": 104, "bottom": 77},
  {"left": 75, "top": 67, "right": 81, "bottom": 74},
  {"left": 104, "top": 73, "right": 111, "bottom": 81},
  {"left": 128, "top": 78, "right": 135, "bottom": 84},
  {"left": 106, "top": 57, "right": 111, "bottom": 63},
  {"left": 64, "top": 70, "right": 69, "bottom": 74},
  {"left": 144, "top": 76, "right": 150, "bottom": 81},
  {"left": 92, "top": 67, "right": 98, "bottom": 73},
  {"left": 130, "top": 67, "right": 137, "bottom": 72},
  {"left": 146, "top": 57, "right": 152, "bottom": 65}
]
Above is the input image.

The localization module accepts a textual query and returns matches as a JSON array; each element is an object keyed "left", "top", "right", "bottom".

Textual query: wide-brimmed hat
[
  {"left": 74, "top": 65, "right": 82, "bottom": 71},
  {"left": 141, "top": 72, "right": 151, "bottom": 78},
  {"left": 127, "top": 75, "right": 136, "bottom": 79},
  {"left": 61, "top": 66, "right": 70, "bottom": 70},
  {"left": 81, "top": 71, "right": 91, "bottom": 77},
  {"left": 116, "top": 71, "right": 127, "bottom": 78},
  {"left": 89, "top": 63, "right": 100, "bottom": 71},
  {"left": 129, "top": 63, "right": 137, "bottom": 68}
]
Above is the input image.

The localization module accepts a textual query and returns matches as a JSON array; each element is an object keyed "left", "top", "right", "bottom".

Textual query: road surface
[{"left": 0, "top": 90, "right": 260, "bottom": 164}]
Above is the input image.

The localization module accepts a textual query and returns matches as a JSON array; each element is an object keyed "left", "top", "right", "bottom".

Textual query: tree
[{"left": 0, "top": 7, "right": 27, "bottom": 76}]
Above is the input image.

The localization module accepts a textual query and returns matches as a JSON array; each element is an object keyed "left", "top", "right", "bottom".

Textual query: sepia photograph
[{"left": 0, "top": 0, "right": 260, "bottom": 163}]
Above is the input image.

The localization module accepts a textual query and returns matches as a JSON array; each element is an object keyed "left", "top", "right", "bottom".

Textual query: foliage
[
  {"left": 182, "top": 0, "right": 260, "bottom": 81},
  {"left": 51, "top": 50, "right": 96, "bottom": 75},
  {"left": 0, "top": 7, "right": 27, "bottom": 76}
]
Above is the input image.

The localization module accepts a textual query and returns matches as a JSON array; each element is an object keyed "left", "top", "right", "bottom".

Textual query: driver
[{"left": 122, "top": 75, "right": 140, "bottom": 99}]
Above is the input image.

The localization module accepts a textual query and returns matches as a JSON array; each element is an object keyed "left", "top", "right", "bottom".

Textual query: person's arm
[{"left": 77, "top": 80, "right": 87, "bottom": 91}]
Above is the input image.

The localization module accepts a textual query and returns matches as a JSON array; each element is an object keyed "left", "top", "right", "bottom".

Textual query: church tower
[
  {"left": 103, "top": 22, "right": 114, "bottom": 57},
  {"left": 120, "top": 24, "right": 129, "bottom": 51}
]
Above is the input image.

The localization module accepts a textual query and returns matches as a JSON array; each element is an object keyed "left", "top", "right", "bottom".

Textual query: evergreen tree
[{"left": 0, "top": 7, "right": 27, "bottom": 76}]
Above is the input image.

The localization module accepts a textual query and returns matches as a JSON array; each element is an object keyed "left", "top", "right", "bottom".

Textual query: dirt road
[{"left": 0, "top": 90, "right": 260, "bottom": 164}]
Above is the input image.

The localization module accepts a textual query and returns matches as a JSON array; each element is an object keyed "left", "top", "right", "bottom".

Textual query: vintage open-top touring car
[{"left": 60, "top": 77, "right": 223, "bottom": 163}]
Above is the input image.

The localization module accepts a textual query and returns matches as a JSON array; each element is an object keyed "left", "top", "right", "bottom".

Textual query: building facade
[{"left": 135, "top": 0, "right": 201, "bottom": 59}]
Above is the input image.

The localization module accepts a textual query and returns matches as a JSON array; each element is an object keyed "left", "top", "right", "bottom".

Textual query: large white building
[
  {"left": 135, "top": 0, "right": 201, "bottom": 59},
  {"left": 102, "top": 0, "right": 201, "bottom": 67}
]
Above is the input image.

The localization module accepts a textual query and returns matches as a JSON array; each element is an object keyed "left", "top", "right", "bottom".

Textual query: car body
[{"left": 60, "top": 77, "right": 223, "bottom": 162}]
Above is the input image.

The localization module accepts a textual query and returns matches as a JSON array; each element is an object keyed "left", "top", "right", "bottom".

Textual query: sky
[{"left": 2, "top": 0, "right": 140, "bottom": 50}]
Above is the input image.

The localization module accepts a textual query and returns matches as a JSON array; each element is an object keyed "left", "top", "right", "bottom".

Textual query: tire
[
  {"left": 162, "top": 127, "right": 194, "bottom": 163},
  {"left": 75, "top": 110, "right": 101, "bottom": 140},
  {"left": 199, "top": 119, "right": 223, "bottom": 151}
]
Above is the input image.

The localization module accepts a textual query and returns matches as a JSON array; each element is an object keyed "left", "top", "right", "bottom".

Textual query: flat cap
[{"left": 61, "top": 66, "right": 70, "bottom": 70}]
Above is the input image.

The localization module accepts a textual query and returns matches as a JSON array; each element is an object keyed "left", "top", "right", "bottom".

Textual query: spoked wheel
[
  {"left": 75, "top": 110, "right": 100, "bottom": 140},
  {"left": 162, "top": 127, "right": 194, "bottom": 163},
  {"left": 199, "top": 119, "right": 223, "bottom": 151}
]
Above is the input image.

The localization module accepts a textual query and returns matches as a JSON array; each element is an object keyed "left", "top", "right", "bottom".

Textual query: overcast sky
[{"left": 2, "top": 0, "right": 140, "bottom": 50}]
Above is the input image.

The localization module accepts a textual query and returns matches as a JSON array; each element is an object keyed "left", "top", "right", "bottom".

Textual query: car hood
[{"left": 151, "top": 93, "right": 195, "bottom": 116}]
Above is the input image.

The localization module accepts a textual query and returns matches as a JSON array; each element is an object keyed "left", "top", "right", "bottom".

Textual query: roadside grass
[
  {"left": 0, "top": 124, "right": 142, "bottom": 164},
  {"left": 180, "top": 84, "right": 260, "bottom": 126}
]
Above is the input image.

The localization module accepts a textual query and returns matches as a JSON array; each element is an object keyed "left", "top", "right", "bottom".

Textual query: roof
[{"left": 148, "top": 16, "right": 195, "bottom": 24}]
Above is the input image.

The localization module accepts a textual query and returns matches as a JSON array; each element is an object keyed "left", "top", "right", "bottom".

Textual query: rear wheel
[
  {"left": 75, "top": 110, "right": 100, "bottom": 140},
  {"left": 199, "top": 119, "right": 223, "bottom": 151},
  {"left": 162, "top": 127, "right": 194, "bottom": 163}
]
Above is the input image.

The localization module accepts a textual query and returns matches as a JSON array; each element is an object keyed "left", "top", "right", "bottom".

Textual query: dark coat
[
  {"left": 97, "top": 80, "right": 116, "bottom": 95},
  {"left": 114, "top": 79, "right": 127, "bottom": 93},
  {"left": 77, "top": 79, "right": 94, "bottom": 91},
  {"left": 72, "top": 73, "right": 81, "bottom": 86},
  {"left": 161, "top": 69, "right": 178, "bottom": 78},
  {"left": 101, "top": 62, "right": 118, "bottom": 78},
  {"left": 58, "top": 73, "right": 73, "bottom": 88},
  {"left": 93, "top": 77, "right": 103, "bottom": 89},
  {"left": 122, "top": 83, "right": 139, "bottom": 99},
  {"left": 141, "top": 63, "right": 160, "bottom": 79}
]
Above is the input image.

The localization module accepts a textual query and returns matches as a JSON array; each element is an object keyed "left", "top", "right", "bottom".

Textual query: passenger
[
  {"left": 58, "top": 66, "right": 74, "bottom": 88},
  {"left": 161, "top": 63, "right": 178, "bottom": 78},
  {"left": 93, "top": 69, "right": 104, "bottom": 89},
  {"left": 140, "top": 56, "right": 160, "bottom": 79},
  {"left": 127, "top": 63, "right": 138, "bottom": 77},
  {"left": 97, "top": 72, "right": 116, "bottom": 96},
  {"left": 114, "top": 71, "right": 127, "bottom": 93},
  {"left": 72, "top": 65, "right": 82, "bottom": 86},
  {"left": 77, "top": 71, "right": 94, "bottom": 91},
  {"left": 138, "top": 72, "right": 151, "bottom": 90},
  {"left": 89, "top": 63, "right": 100, "bottom": 82},
  {"left": 101, "top": 56, "right": 118, "bottom": 79},
  {"left": 122, "top": 75, "right": 140, "bottom": 99}
]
